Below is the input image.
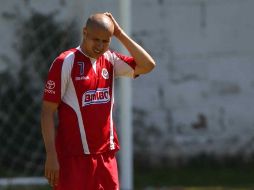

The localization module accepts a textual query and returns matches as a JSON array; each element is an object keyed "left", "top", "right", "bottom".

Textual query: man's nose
[{"left": 97, "top": 41, "right": 103, "bottom": 49}]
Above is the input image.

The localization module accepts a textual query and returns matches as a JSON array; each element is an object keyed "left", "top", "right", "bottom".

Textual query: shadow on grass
[{"left": 134, "top": 165, "right": 254, "bottom": 189}]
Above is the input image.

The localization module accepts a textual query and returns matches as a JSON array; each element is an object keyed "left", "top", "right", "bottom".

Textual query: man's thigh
[{"left": 54, "top": 151, "right": 119, "bottom": 190}]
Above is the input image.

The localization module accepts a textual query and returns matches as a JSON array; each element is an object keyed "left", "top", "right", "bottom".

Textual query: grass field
[
  {"left": 1, "top": 165, "right": 254, "bottom": 190},
  {"left": 1, "top": 186, "right": 253, "bottom": 190},
  {"left": 135, "top": 166, "right": 254, "bottom": 189}
]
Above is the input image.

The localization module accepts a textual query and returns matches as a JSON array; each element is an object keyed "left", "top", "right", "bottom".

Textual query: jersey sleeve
[
  {"left": 112, "top": 51, "right": 138, "bottom": 78},
  {"left": 43, "top": 52, "right": 73, "bottom": 104}
]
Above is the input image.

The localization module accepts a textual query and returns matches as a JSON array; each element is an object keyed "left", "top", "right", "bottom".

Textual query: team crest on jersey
[
  {"left": 101, "top": 68, "right": 109, "bottom": 79},
  {"left": 82, "top": 87, "right": 110, "bottom": 106}
]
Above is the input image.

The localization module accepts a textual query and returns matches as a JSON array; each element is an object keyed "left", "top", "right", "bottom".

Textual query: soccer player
[{"left": 41, "top": 12, "right": 155, "bottom": 190}]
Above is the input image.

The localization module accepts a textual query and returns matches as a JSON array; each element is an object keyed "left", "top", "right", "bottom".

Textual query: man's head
[{"left": 81, "top": 13, "right": 114, "bottom": 59}]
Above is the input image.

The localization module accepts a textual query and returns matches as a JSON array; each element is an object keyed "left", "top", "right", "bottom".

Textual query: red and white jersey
[{"left": 43, "top": 46, "right": 136, "bottom": 156}]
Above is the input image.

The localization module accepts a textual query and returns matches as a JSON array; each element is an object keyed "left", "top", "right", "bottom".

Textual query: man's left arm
[{"left": 105, "top": 12, "right": 156, "bottom": 75}]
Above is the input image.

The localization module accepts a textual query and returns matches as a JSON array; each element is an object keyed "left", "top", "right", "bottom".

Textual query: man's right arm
[
  {"left": 41, "top": 100, "right": 59, "bottom": 187},
  {"left": 105, "top": 12, "right": 156, "bottom": 75}
]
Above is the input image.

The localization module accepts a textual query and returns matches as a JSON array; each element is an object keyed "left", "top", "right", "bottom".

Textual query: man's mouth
[{"left": 94, "top": 49, "right": 101, "bottom": 54}]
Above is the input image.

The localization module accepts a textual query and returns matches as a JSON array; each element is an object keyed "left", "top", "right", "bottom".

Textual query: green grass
[
  {"left": 1, "top": 165, "right": 254, "bottom": 190},
  {"left": 134, "top": 165, "right": 254, "bottom": 189},
  {"left": 1, "top": 186, "right": 252, "bottom": 190},
  {"left": 179, "top": 188, "right": 252, "bottom": 190}
]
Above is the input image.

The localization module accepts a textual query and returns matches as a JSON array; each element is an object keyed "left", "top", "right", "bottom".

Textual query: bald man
[{"left": 41, "top": 13, "right": 155, "bottom": 190}]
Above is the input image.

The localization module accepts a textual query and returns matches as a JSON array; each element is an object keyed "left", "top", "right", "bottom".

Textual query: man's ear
[{"left": 83, "top": 27, "right": 87, "bottom": 37}]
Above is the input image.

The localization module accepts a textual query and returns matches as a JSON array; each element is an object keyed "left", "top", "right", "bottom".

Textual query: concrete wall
[
  {"left": 131, "top": 0, "right": 254, "bottom": 159},
  {"left": 1, "top": 0, "right": 254, "bottom": 160}
]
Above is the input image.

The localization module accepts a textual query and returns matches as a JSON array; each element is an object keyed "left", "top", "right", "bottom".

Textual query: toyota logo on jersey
[
  {"left": 46, "top": 80, "right": 55, "bottom": 89},
  {"left": 82, "top": 88, "right": 110, "bottom": 106},
  {"left": 44, "top": 80, "right": 56, "bottom": 94}
]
